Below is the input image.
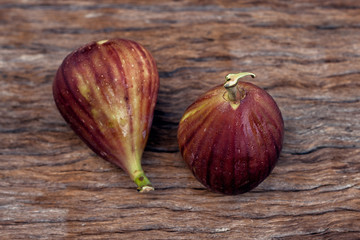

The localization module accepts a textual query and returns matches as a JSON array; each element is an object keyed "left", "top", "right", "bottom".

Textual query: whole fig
[
  {"left": 53, "top": 39, "right": 159, "bottom": 192},
  {"left": 177, "top": 72, "right": 284, "bottom": 195}
]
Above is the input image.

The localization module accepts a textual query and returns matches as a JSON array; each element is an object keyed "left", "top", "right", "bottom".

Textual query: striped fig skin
[
  {"left": 177, "top": 82, "right": 284, "bottom": 195},
  {"left": 53, "top": 39, "right": 159, "bottom": 191}
]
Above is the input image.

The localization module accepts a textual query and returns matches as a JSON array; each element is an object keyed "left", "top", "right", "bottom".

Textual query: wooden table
[{"left": 1, "top": 1, "right": 359, "bottom": 239}]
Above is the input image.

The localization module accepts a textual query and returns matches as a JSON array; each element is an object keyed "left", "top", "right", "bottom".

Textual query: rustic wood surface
[{"left": 1, "top": 0, "right": 359, "bottom": 239}]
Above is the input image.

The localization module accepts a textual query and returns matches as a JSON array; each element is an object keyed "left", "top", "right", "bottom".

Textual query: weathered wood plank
[{"left": 0, "top": 0, "right": 359, "bottom": 239}]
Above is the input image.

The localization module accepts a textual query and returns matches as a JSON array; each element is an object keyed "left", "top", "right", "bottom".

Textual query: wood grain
[{"left": 1, "top": 0, "right": 359, "bottom": 239}]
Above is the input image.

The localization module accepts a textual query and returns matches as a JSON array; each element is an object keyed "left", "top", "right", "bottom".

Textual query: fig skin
[
  {"left": 53, "top": 39, "right": 159, "bottom": 192},
  {"left": 177, "top": 73, "right": 284, "bottom": 195}
]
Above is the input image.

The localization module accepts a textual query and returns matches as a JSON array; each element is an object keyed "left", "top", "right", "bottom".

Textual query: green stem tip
[
  {"left": 224, "top": 72, "right": 256, "bottom": 102},
  {"left": 134, "top": 171, "right": 154, "bottom": 193}
]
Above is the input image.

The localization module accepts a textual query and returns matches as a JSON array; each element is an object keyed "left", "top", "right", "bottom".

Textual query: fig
[
  {"left": 177, "top": 72, "right": 284, "bottom": 195},
  {"left": 53, "top": 39, "right": 159, "bottom": 192}
]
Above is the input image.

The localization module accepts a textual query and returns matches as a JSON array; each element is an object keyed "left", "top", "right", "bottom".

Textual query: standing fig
[
  {"left": 53, "top": 39, "right": 159, "bottom": 192},
  {"left": 177, "top": 72, "right": 284, "bottom": 195}
]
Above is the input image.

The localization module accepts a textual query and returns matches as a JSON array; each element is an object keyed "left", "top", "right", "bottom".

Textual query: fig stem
[
  {"left": 224, "top": 72, "right": 256, "bottom": 102},
  {"left": 134, "top": 171, "right": 154, "bottom": 193}
]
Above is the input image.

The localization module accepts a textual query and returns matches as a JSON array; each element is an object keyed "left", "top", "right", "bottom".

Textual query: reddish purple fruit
[
  {"left": 53, "top": 39, "right": 159, "bottom": 192},
  {"left": 177, "top": 72, "right": 284, "bottom": 195}
]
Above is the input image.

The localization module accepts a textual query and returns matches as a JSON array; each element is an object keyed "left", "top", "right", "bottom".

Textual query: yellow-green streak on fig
[{"left": 53, "top": 39, "right": 159, "bottom": 192}]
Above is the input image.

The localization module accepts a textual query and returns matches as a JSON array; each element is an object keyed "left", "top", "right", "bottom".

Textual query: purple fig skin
[
  {"left": 177, "top": 75, "right": 284, "bottom": 195},
  {"left": 53, "top": 39, "right": 159, "bottom": 192}
]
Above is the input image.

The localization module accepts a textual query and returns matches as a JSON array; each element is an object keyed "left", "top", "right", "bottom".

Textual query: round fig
[{"left": 177, "top": 72, "right": 284, "bottom": 195}]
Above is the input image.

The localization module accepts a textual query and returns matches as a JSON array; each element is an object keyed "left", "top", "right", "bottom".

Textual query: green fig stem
[
  {"left": 224, "top": 72, "right": 256, "bottom": 102},
  {"left": 134, "top": 171, "right": 154, "bottom": 193}
]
